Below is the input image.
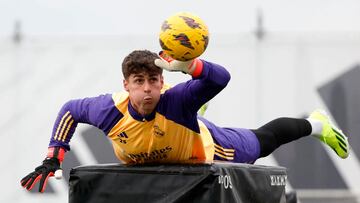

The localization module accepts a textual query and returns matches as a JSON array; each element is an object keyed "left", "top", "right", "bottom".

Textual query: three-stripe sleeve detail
[
  {"left": 61, "top": 119, "right": 74, "bottom": 142},
  {"left": 54, "top": 111, "right": 74, "bottom": 142}
]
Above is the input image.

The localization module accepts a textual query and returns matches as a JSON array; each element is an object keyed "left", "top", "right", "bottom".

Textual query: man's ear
[
  {"left": 160, "top": 75, "right": 164, "bottom": 88},
  {"left": 123, "top": 79, "right": 129, "bottom": 92}
]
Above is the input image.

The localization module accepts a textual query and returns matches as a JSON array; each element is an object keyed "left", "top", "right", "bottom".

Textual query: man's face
[{"left": 123, "top": 72, "right": 164, "bottom": 116}]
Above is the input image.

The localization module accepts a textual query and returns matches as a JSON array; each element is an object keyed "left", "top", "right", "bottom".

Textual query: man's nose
[{"left": 143, "top": 81, "right": 151, "bottom": 92}]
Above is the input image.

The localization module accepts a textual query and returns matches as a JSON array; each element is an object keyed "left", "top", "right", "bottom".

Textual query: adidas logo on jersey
[
  {"left": 117, "top": 132, "right": 128, "bottom": 144},
  {"left": 153, "top": 125, "right": 165, "bottom": 137}
]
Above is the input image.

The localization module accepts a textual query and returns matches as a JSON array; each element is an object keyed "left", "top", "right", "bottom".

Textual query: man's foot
[{"left": 309, "top": 109, "right": 349, "bottom": 159}]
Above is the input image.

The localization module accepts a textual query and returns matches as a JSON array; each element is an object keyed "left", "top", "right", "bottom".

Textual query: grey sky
[{"left": 1, "top": 0, "right": 360, "bottom": 36}]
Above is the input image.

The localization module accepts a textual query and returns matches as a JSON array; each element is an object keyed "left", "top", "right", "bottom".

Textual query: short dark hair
[{"left": 122, "top": 50, "right": 162, "bottom": 79}]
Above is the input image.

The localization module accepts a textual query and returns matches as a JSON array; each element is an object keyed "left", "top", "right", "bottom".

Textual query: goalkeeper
[{"left": 21, "top": 50, "right": 349, "bottom": 192}]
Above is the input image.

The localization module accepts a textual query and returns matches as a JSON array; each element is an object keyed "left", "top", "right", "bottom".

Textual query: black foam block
[{"left": 69, "top": 162, "right": 287, "bottom": 203}]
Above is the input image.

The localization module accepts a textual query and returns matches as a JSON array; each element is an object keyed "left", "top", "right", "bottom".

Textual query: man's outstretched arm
[
  {"left": 155, "top": 52, "right": 231, "bottom": 113},
  {"left": 21, "top": 94, "right": 123, "bottom": 192}
]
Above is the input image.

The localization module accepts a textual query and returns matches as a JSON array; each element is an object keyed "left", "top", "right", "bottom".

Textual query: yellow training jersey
[{"left": 108, "top": 92, "right": 214, "bottom": 163}]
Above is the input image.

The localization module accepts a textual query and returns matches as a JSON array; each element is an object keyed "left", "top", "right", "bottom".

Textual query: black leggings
[{"left": 251, "top": 117, "right": 312, "bottom": 158}]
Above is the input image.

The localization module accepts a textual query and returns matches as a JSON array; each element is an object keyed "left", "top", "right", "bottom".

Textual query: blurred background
[{"left": 1, "top": 0, "right": 359, "bottom": 202}]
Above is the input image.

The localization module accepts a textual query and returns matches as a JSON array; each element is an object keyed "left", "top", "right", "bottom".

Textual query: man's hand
[
  {"left": 21, "top": 158, "right": 61, "bottom": 192},
  {"left": 155, "top": 51, "right": 203, "bottom": 77},
  {"left": 21, "top": 146, "right": 65, "bottom": 193}
]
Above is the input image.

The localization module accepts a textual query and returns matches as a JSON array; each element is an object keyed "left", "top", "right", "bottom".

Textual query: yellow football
[{"left": 159, "top": 12, "right": 209, "bottom": 61}]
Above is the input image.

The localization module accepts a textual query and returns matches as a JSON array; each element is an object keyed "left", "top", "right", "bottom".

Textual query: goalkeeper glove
[
  {"left": 154, "top": 51, "right": 203, "bottom": 77},
  {"left": 21, "top": 146, "right": 65, "bottom": 193}
]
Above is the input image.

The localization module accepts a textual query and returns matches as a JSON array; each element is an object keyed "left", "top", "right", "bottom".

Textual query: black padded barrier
[{"left": 69, "top": 162, "right": 287, "bottom": 203}]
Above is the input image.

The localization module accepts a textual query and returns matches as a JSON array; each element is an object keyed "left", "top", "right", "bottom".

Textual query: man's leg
[
  {"left": 251, "top": 117, "right": 311, "bottom": 158},
  {"left": 252, "top": 110, "right": 349, "bottom": 159}
]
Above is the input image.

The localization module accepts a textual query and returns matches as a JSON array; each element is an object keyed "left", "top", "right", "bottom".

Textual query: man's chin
[{"left": 142, "top": 105, "right": 155, "bottom": 114}]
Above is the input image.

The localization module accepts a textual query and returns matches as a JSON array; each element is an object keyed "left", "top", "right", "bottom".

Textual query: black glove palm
[{"left": 21, "top": 157, "right": 60, "bottom": 192}]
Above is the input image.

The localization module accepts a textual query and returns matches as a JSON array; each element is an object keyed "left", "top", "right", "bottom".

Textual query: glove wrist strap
[
  {"left": 190, "top": 59, "right": 203, "bottom": 77},
  {"left": 47, "top": 147, "right": 66, "bottom": 162}
]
